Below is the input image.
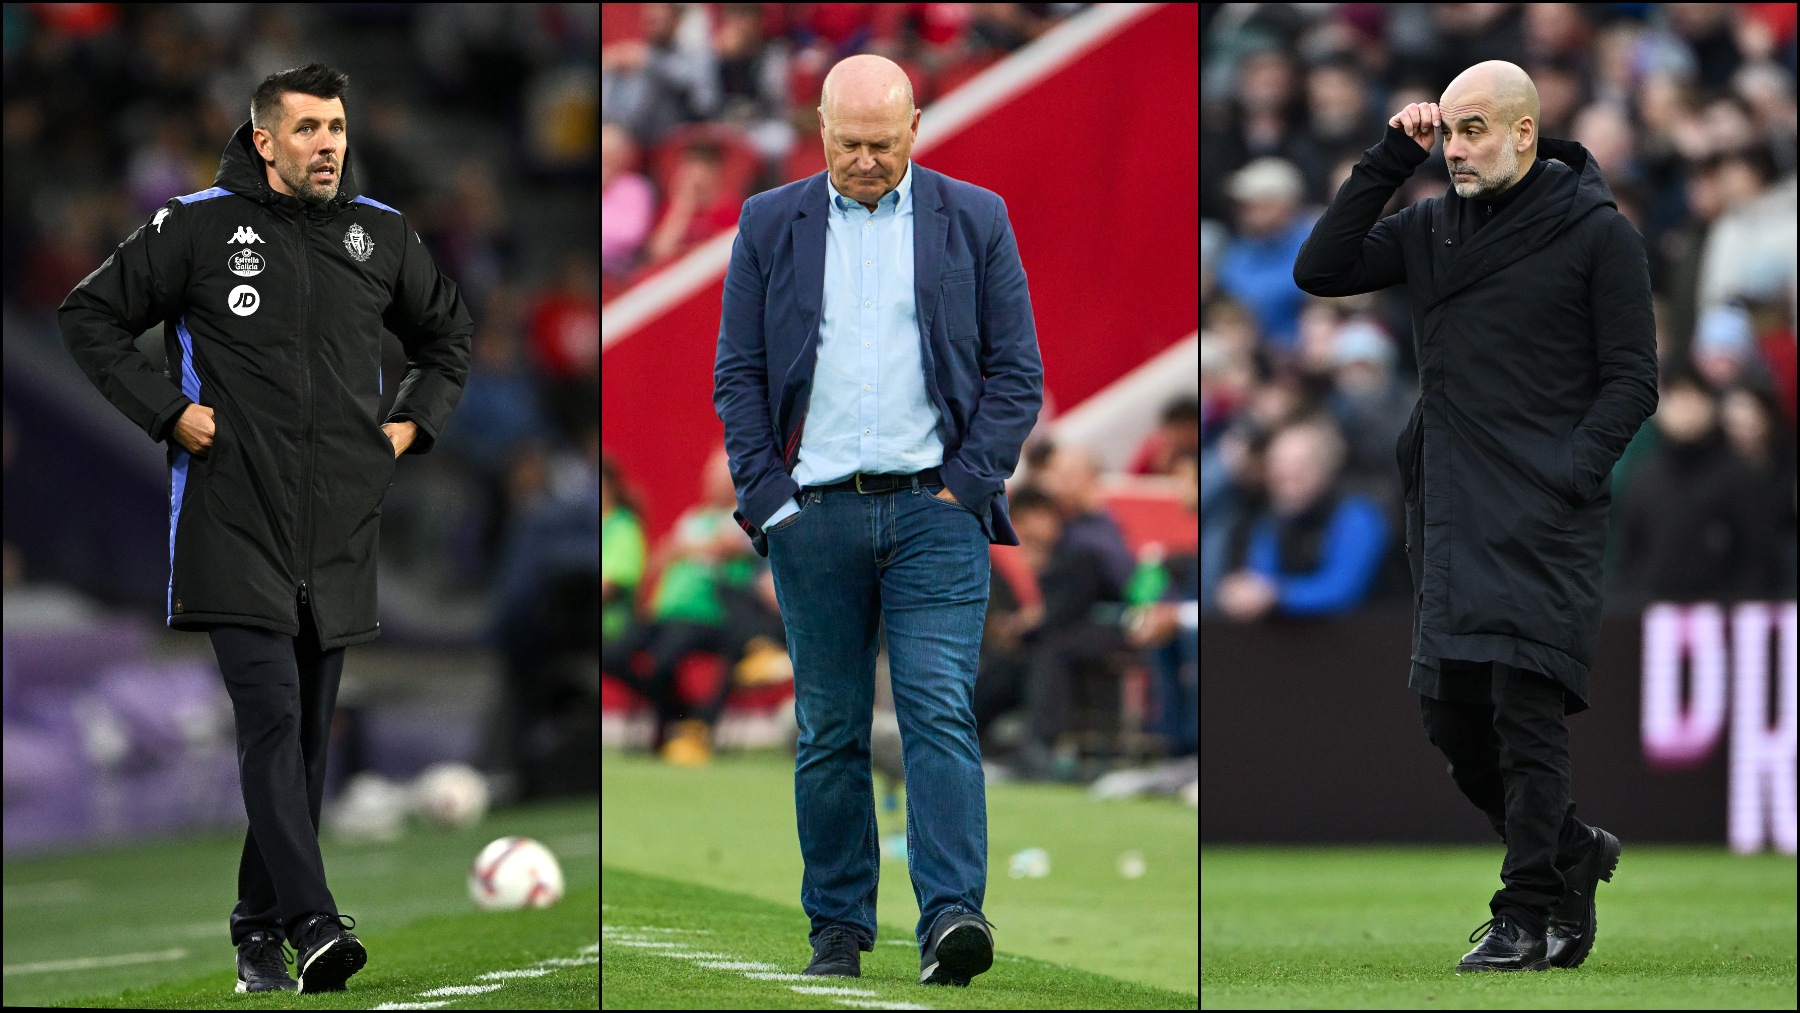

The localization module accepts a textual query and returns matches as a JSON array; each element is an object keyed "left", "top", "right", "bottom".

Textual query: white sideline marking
[
  {"left": 881, "top": 940, "right": 914, "bottom": 946},
  {"left": 608, "top": 940, "right": 693, "bottom": 949},
  {"left": 479, "top": 968, "right": 554, "bottom": 979},
  {"left": 535, "top": 956, "right": 599, "bottom": 967},
  {"left": 3, "top": 948, "right": 186, "bottom": 975},
  {"left": 791, "top": 985, "right": 881, "bottom": 997},
  {"left": 651, "top": 950, "right": 736, "bottom": 959},
  {"left": 2, "top": 880, "right": 92, "bottom": 907},
  {"left": 579, "top": 943, "right": 599, "bottom": 955},
  {"left": 374, "top": 1004, "right": 453, "bottom": 1010},
  {"left": 419, "top": 984, "right": 506, "bottom": 996},
  {"left": 697, "top": 960, "right": 782, "bottom": 970},
  {"left": 835, "top": 1002, "right": 935, "bottom": 1010},
  {"left": 744, "top": 972, "right": 812, "bottom": 981}
]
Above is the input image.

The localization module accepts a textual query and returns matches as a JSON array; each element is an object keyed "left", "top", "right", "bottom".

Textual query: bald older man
[
  {"left": 713, "top": 54, "right": 1043, "bottom": 988},
  {"left": 1294, "top": 60, "right": 1653, "bottom": 973}
]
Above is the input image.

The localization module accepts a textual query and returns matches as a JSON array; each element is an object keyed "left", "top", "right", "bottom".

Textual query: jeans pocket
[
  {"left": 922, "top": 485, "right": 971, "bottom": 515},
  {"left": 767, "top": 494, "right": 810, "bottom": 532}
]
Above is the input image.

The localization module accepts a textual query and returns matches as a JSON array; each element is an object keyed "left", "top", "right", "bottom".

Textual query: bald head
[
  {"left": 1443, "top": 61, "right": 1539, "bottom": 134},
  {"left": 820, "top": 55, "right": 921, "bottom": 212},
  {"left": 1439, "top": 61, "right": 1539, "bottom": 200},
  {"left": 821, "top": 54, "right": 914, "bottom": 123}
]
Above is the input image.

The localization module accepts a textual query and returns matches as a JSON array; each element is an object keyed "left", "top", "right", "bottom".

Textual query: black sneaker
[
  {"left": 294, "top": 912, "right": 367, "bottom": 993},
  {"left": 1546, "top": 826, "right": 1622, "bottom": 968},
  {"left": 235, "top": 930, "right": 297, "bottom": 992},
  {"left": 1456, "top": 915, "right": 1550, "bottom": 972},
  {"left": 802, "top": 925, "right": 862, "bottom": 977},
  {"left": 919, "top": 910, "right": 996, "bottom": 986}
]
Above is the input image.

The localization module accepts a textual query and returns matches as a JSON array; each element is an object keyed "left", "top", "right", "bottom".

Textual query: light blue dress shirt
[{"left": 764, "top": 160, "right": 945, "bottom": 529}]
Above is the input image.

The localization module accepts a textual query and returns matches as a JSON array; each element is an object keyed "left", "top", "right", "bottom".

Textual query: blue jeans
[
  {"left": 1152, "top": 626, "right": 1198, "bottom": 756},
  {"left": 765, "top": 477, "right": 990, "bottom": 953}
]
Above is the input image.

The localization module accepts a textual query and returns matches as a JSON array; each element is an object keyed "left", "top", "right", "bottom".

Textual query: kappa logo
[
  {"left": 343, "top": 222, "right": 374, "bottom": 262},
  {"left": 228, "top": 249, "right": 265, "bottom": 277},
  {"left": 152, "top": 208, "right": 171, "bottom": 234},
  {"left": 227, "top": 284, "right": 260, "bottom": 317},
  {"left": 229, "top": 226, "right": 265, "bottom": 245}
]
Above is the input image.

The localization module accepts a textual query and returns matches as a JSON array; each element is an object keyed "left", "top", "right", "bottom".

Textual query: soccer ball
[
  {"left": 469, "top": 836, "right": 564, "bottom": 911},
  {"left": 414, "top": 762, "right": 489, "bottom": 829},
  {"left": 328, "top": 772, "right": 410, "bottom": 842}
]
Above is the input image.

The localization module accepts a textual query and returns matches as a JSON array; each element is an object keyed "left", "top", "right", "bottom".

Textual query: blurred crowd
[
  {"left": 2, "top": 4, "right": 601, "bottom": 636},
  {"left": 1201, "top": 3, "right": 1799, "bottom": 620},
  {"left": 602, "top": 2, "right": 1088, "bottom": 296},
  {"left": 601, "top": 393, "right": 1200, "bottom": 780}
]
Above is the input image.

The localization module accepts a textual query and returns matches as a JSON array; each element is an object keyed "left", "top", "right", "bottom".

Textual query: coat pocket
[{"left": 942, "top": 275, "right": 978, "bottom": 340}]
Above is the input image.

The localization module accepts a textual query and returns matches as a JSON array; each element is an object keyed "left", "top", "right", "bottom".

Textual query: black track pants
[
  {"left": 209, "top": 604, "right": 345, "bottom": 946},
  {"left": 1419, "top": 660, "right": 1594, "bottom": 936}
]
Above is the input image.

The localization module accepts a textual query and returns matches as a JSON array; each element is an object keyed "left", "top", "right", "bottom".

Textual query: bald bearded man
[
  {"left": 714, "top": 54, "right": 1043, "bottom": 988},
  {"left": 1294, "top": 60, "right": 1653, "bottom": 973}
]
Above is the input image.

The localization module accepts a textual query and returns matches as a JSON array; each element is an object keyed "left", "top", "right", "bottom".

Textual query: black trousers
[
  {"left": 601, "top": 619, "right": 735, "bottom": 738},
  {"left": 209, "top": 603, "right": 345, "bottom": 946},
  {"left": 1023, "top": 621, "right": 1128, "bottom": 745},
  {"left": 1419, "top": 660, "right": 1594, "bottom": 935}
]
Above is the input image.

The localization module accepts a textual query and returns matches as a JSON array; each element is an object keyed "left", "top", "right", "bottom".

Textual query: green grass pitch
[
  {"left": 1202, "top": 845, "right": 1797, "bottom": 1010},
  {"left": 2, "top": 797, "right": 599, "bottom": 1009},
  {"left": 601, "top": 748, "right": 1199, "bottom": 1009}
]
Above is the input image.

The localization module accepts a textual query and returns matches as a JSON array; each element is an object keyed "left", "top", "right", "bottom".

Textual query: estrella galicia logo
[
  {"left": 343, "top": 223, "right": 374, "bottom": 262},
  {"left": 227, "top": 284, "right": 260, "bottom": 317},
  {"left": 229, "top": 226, "right": 264, "bottom": 244},
  {"left": 228, "top": 249, "right": 265, "bottom": 277}
]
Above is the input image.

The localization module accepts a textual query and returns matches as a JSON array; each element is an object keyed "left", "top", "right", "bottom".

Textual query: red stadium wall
[{"left": 601, "top": 4, "right": 1200, "bottom": 544}]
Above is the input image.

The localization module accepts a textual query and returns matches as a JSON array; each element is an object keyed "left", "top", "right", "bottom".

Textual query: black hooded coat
[
  {"left": 60, "top": 120, "right": 473, "bottom": 648},
  {"left": 1293, "top": 125, "right": 1658, "bottom": 710}
]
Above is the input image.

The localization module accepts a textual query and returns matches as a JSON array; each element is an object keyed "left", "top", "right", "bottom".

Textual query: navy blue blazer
[{"left": 714, "top": 164, "right": 1044, "bottom": 557}]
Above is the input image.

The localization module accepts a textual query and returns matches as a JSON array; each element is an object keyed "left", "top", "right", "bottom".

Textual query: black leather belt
[{"left": 809, "top": 467, "right": 942, "bottom": 495}]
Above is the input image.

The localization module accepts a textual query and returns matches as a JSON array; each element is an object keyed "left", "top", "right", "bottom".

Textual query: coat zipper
[{"left": 296, "top": 211, "right": 317, "bottom": 619}]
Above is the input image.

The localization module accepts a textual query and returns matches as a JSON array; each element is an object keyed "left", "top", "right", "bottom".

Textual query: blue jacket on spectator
[
  {"left": 1244, "top": 491, "right": 1387, "bottom": 615},
  {"left": 1216, "top": 212, "right": 1315, "bottom": 352}
]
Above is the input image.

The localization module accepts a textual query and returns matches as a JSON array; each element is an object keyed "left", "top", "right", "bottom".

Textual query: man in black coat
[
  {"left": 1294, "top": 60, "right": 1656, "bottom": 973},
  {"left": 61, "top": 64, "right": 472, "bottom": 995}
]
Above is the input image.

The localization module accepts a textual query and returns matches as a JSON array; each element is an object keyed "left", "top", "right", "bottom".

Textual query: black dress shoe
[
  {"left": 919, "top": 910, "right": 995, "bottom": 986},
  {"left": 1456, "top": 915, "right": 1550, "bottom": 972},
  {"left": 1546, "top": 826, "right": 1622, "bottom": 968},
  {"left": 803, "top": 926, "right": 862, "bottom": 977}
]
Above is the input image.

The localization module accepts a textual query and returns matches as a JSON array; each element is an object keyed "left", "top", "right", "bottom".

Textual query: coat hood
[
  {"left": 214, "top": 119, "right": 364, "bottom": 214},
  {"left": 1525, "top": 135, "right": 1616, "bottom": 221},
  {"left": 1426, "top": 135, "right": 1618, "bottom": 308}
]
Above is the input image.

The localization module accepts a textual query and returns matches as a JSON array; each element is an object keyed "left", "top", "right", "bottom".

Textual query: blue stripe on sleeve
[
  {"left": 168, "top": 450, "right": 189, "bottom": 623},
  {"left": 168, "top": 316, "right": 202, "bottom": 623},
  {"left": 352, "top": 195, "right": 401, "bottom": 216},
  {"left": 175, "top": 186, "right": 232, "bottom": 204}
]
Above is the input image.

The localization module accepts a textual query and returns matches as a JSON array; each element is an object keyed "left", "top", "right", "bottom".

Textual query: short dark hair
[
  {"left": 686, "top": 140, "right": 724, "bottom": 165},
  {"left": 1006, "top": 483, "right": 1057, "bottom": 520},
  {"left": 251, "top": 63, "right": 350, "bottom": 133},
  {"left": 1161, "top": 395, "right": 1201, "bottom": 426}
]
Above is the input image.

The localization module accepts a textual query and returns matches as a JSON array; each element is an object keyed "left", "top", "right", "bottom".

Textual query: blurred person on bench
[
  {"left": 971, "top": 484, "right": 1058, "bottom": 759},
  {"left": 600, "top": 447, "right": 786, "bottom": 765},
  {"left": 1215, "top": 418, "right": 1387, "bottom": 622},
  {"left": 1128, "top": 454, "right": 1200, "bottom": 758},
  {"left": 1012, "top": 445, "right": 1135, "bottom": 780}
]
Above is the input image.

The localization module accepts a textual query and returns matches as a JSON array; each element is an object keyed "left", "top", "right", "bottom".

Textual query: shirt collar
[{"left": 826, "top": 159, "right": 913, "bottom": 218}]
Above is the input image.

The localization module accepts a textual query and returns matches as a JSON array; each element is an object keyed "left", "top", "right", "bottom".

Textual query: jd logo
[
  {"left": 229, "top": 226, "right": 264, "bottom": 244},
  {"left": 228, "top": 285, "right": 260, "bottom": 316}
]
